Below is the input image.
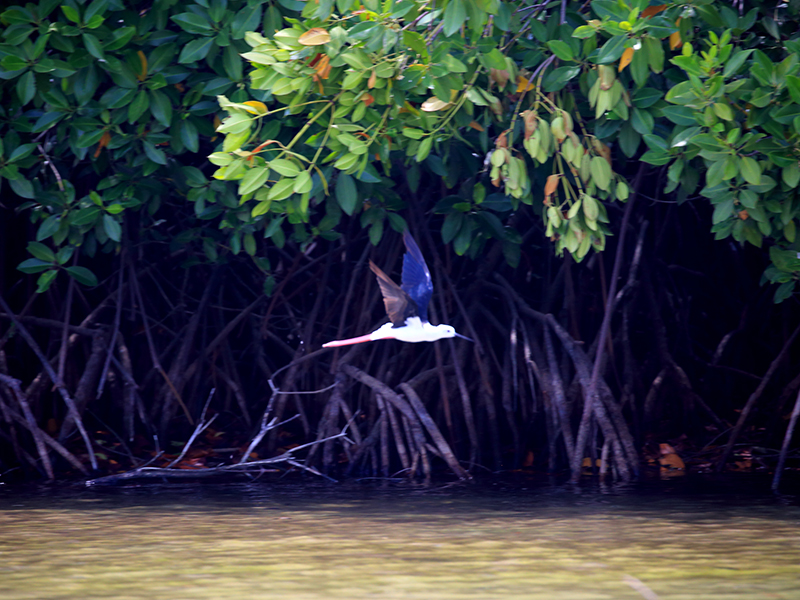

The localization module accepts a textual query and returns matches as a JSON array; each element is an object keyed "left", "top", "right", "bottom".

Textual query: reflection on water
[{"left": 0, "top": 477, "right": 798, "bottom": 600}]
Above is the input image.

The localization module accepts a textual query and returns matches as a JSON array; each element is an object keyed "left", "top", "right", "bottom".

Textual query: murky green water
[{"left": 0, "top": 477, "right": 799, "bottom": 599}]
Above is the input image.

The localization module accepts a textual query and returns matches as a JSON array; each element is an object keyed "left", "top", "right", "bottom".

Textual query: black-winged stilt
[{"left": 322, "top": 231, "right": 473, "bottom": 347}]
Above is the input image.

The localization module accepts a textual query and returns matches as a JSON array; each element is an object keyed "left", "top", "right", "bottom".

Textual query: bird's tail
[{"left": 322, "top": 334, "right": 375, "bottom": 348}]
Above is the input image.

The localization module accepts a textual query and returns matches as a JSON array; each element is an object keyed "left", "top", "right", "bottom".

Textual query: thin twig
[
  {"left": 97, "top": 255, "right": 125, "bottom": 398},
  {"left": 0, "top": 293, "right": 97, "bottom": 470},
  {"left": 773, "top": 383, "right": 800, "bottom": 491},
  {"left": 167, "top": 389, "right": 216, "bottom": 467},
  {"left": 718, "top": 322, "right": 800, "bottom": 471}
]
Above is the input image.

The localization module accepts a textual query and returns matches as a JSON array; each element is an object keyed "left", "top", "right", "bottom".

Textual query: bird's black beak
[{"left": 455, "top": 333, "right": 474, "bottom": 342}]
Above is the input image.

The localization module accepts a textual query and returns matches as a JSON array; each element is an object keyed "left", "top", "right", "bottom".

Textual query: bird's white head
[{"left": 430, "top": 323, "right": 472, "bottom": 342}]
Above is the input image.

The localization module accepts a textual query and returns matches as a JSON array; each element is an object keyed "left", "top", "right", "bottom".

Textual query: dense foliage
[{"left": 1, "top": 0, "right": 800, "bottom": 484}]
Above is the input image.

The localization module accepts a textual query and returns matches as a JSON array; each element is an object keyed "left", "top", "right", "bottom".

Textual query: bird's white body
[
  {"left": 369, "top": 318, "right": 458, "bottom": 343},
  {"left": 321, "top": 231, "right": 471, "bottom": 349}
]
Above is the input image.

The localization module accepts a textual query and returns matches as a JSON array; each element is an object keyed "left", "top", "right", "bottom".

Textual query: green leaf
[
  {"left": 333, "top": 152, "right": 359, "bottom": 171},
  {"left": 106, "top": 26, "right": 136, "bottom": 51},
  {"left": 267, "top": 178, "right": 295, "bottom": 201},
  {"left": 631, "top": 107, "right": 654, "bottom": 135},
  {"left": 82, "top": 33, "right": 104, "bottom": 59},
  {"left": 630, "top": 44, "right": 649, "bottom": 88},
  {"left": 786, "top": 76, "right": 800, "bottom": 105},
  {"left": 403, "top": 30, "right": 428, "bottom": 60},
  {"left": 128, "top": 90, "right": 149, "bottom": 123},
  {"left": 369, "top": 220, "right": 384, "bottom": 245},
  {"left": 171, "top": 12, "right": 213, "bottom": 34},
  {"left": 1, "top": 54, "right": 28, "bottom": 71},
  {"left": 644, "top": 36, "right": 664, "bottom": 73},
  {"left": 712, "top": 198, "right": 734, "bottom": 223},
  {"left": 9, "top": 177, "right": 35, "bottom": 199},
  {"left": 582, "top": 195, "right": 600, "bottom": 221},
  {"left": 572, "top": 25, "right": 596, "bottom": 39},
  {"left": 178, "top": 38, "right": 214, "bottom": 64},
  {"left": 596, "top": 35, "right": 628, "bottom": 64},
  {"left": 36, "top": 215, "right": 60, "bottom": 241},
  {"left": 86, "top": 15, "right": 105, "bottom": 29},
  {"left": 252, "top": 200, "right": 271, "bottom": 218},
  {"left": 705, "top": 159, "right": 726, "bottom": 188},
  {"left": 783, "top": 162, "right": 800, "bottom": 189},
  {"left": 632, "top": 88, "right": 663, "bottom": 108},
  {"left": 402, "top": 128, "right": 424, "bottom": 140},
  {"left": 223, "top": 45, "right": 243, "bottom": 81},
  {"left": 61, "top": 5, "right": 80, "bottom": 23},
  {"left": 27, "top": 242, "right": 55, "bottom": 262},
  {"left": 269, "top": 158, "right": 300, "bottom": 177},
  {"left": 618, "top": 121, "right": 640, "bottom": 158},
  {"left": 16, "top": 70, "right": 35, "bottom": 104},
  {"left": 293, "top": 171, "right": 312, "bottom": 194},
  {"left": 336, "top": 172, "right": 358, "bottom": 215},
  {"left": 415, "top": 137, "right": 433, "bottom": 162},
  {"left": 442, "top": 0, "right": 466, "bottom": 37},
  {"left": 65, "top": 266, "right": 99, "bottom": 287},
  {"left": 36, "top": 270, "right": 58, "bottom": 293},
  {"left": 180, "top": 120, "right": 199, "bottom": 153},
  {"left": 713, "top": 102, "right": 733, "bottom": 121},
  {"left": 739, "top": 156, "right": 761, "bottom": 185},
  {"left": 480, "top": 48, "right": 508, "bottom": 71},
  {"left": 660, "top": 105, "right": 697, "bottom": 126},
  {"left": 774, "top": 281, "right": 795, "bottom": 303},
  {"left": 17, "top": 258, "right": 53, "bottom": 274},
  {"left": 71, "top": 206, "right": 101, "bottom": 226},
  {"left": 239, "top": 166, "right": 270, "bottom": 195},
  {"left": 590, "top": 157, "right": 611, "bottom": 191},
  {"left": 8, "top": 143, "right": 37, "bottom": 163},
  {"left": 142, "top": 141, "right": 166, "bottom": 165},
  {"left": 542, "top": 66, "right": 580, "bottom": 92},
  {"left": 244, "top": 233, "right": 257, "bottom": 256},
  {"left": 547, "top": 40, "right": 574, "bottom": 61},
  {"left": 149, "top": 89, "right": 172, "bottom": 126},
  {"left": 441, "top": 212, "right": 464, "bottom": 244},
  {"left": 103, "top": 214, "right": 121, "bottom": 242},
  {"left": 723, "top": 49, "right": 753, "bottom": 78},
  {"left": 785, "top": 220, "right": 796, "bottom": 243},
  {"left": 453, "top": 221, "right": 472, "bottom": 255},
  {"left": 32, "top": 111, "right": 66, "bottom": 133}
]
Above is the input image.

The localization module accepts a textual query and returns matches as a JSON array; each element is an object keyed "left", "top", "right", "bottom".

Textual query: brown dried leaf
[
  {"left": 642, "top": 4, "right": 667, "bottom": 18},
  {"left": 490, "top": 68, "right": 510, "bottom": 88},
  {"left": 619, "top": 47, "right": 634, "bottom": 72},
  {"left": 544, "top": 174, "right": 561, "bottom": 197},
  {"left": 669, "top": 30, "right": 681, "bottom": 51}
]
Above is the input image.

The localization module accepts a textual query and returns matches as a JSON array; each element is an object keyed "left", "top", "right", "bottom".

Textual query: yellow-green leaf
[
  {"left": 590, "top": 156, "right": 611, "bottom": 190},
  {"left": 739, "top": 156, "right": 761, "bottom": 185},
  {"left": 252, "top": 200, "right": 271, "bottom": 217},
  {"left": 415, "top": 137, "right": 433, "bottom": 162},
  {"left": 269, "top": 158, "right": 300, "bottom": 177},
  {"left": 333, "top": 152, "right": 359, "bottom": 171},
  {"left": 267, "top": 178, "right": 296, "bottom": 201},
  {"left": 239, "top": 166, "right": 270, "bottom": 195},
  {"left": 582, "top": 195, "right": 600, "bottom": 221},
  {"left": 293, "top": 171, "right": 312, "bottom": 194}
]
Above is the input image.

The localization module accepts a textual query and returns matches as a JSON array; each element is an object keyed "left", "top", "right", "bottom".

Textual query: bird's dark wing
[
  {"left": 370, "top": 260, "right": 416, "bottom": 327},
  {"left": 400, "top": 231, "right": 433, "bottom": 323}
]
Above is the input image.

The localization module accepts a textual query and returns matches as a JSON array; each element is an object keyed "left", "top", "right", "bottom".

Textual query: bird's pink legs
[{"left": 322, "top": 333, "right": 375, "bottom": 348}]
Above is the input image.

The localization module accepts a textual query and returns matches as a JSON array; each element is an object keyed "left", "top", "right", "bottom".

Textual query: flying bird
[{"left": 322, "top": 231, "right": 473, "bottom": 347}]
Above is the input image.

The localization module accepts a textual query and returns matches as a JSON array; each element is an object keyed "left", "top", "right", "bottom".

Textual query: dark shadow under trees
[{"left": 2, "top": 163, "right": 800, "bottom": 488}]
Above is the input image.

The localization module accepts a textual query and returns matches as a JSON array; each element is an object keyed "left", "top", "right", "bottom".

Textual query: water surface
[{"left": 0, "top": 477, "right": 798, "bottom": 599}]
